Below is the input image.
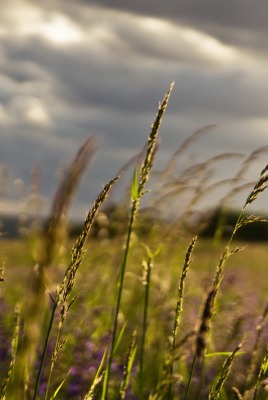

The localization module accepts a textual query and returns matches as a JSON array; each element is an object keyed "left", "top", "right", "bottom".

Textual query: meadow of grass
[{"left": 1, "top": 83, "right": 268, "bottom": 399}]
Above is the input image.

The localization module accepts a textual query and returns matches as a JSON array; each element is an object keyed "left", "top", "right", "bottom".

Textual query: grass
[{"left": 1, "top": 83, "right": 268, "bottom": 399}]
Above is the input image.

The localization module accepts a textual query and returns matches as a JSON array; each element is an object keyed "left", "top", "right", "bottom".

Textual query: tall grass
[{"left": 0, "top": 83, "right": 268, "bottom": 399}]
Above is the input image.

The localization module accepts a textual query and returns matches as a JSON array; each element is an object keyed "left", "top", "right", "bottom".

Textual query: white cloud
[
  {"left": 0, "top": 0, "right": 84, "bottom": 45},
  {"left": 8, "top": 95, "right": 52, "bottom": 126}
]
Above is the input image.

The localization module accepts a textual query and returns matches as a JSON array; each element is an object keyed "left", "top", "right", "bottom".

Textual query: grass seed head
[
  {"left": 196, "top": 287, "right": 217, "bottom": 357},
  {"left": 243, "top": 164, "right": 268, "bottom": 209}
]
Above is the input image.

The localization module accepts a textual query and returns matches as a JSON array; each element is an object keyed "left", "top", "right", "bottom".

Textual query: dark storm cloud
[
  {"left": 32, "top": 0, "right": 268, "bottom": 53},
  {"left": 20, "top": 0, "right": 268, "bottom": 57},
  {"left": 85, "top": 0, "right": 268, "bottom": 34},
  {"left": 1, "top": 0, "right": 268, "bottom": 217},
  {"left": 25, "top": 0, "right": 268, "bottom": 31}
]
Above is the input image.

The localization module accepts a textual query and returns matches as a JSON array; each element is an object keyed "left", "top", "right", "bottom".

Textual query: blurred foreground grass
[{"left": 1, "top": 234, "right": 267, "bottom": 398}]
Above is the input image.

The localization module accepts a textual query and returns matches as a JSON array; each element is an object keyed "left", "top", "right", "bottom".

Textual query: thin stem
[
  {"left": 44, "top": 319, "right": 62, "bottom": 400},
  {"left": 33, "top": 298, "right": 57, "bottom": 400},
  {"left": 139, "top": 256, "right": 152, "bottom": 395},
  {"left": 184, "top": 352, "right": 197, "bottom": 400},
  {"left": 196, "top": 355, "right": 205, "bottom": 400},
  {"left": 103, "top": 199, "right": 137, "bottom": 399},
  {"left": 168, "top": 236, "right": 197, "bottom": 399}
]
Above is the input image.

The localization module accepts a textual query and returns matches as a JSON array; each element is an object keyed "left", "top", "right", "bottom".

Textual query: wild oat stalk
[
  {"left": 208, "top": 338, "right": 244, "bottom": 400},
  {"left": 33, "top": 175, "right": 119, "bottom": 400},
  {"left": 0, "top": 305, "right": 20, "bottom": 400},
  {"left": 168, "top": 235, "right": 197, "bottom": 399},
  {"left": 103, "top": 83, "right": 174, "bottom": 399}
]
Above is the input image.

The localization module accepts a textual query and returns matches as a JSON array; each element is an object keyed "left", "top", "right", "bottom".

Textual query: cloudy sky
[{"left": 1, "top": 0, "right": 268, "bottom": 220}]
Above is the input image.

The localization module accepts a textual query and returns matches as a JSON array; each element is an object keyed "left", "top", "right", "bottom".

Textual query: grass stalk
[
  {"left": 139, "top": 253, "right": 153, "bottom": 393},
  {"left": 120, "top": 331, "right": 137, "bottom": 399},
  {"left": 184, "top": 352, "right": 197, "bottom": 400},
  {"left": 168, "top": 235, "right": 197, "bottom": 399},
  {"left": 33, "top": 297, "right": 57, "bottom": 400},
  {"left": 103, "top": 83, "right": 174, "bottom": 399},
  {"left": 35, "top": 175, "right": 118, "bottom": 398},
  {"left": 103, "top": 198, "right": 136, "bottom": 400},
  {"left": 0, "top": 305, "right": 20, "bottom": 400}
]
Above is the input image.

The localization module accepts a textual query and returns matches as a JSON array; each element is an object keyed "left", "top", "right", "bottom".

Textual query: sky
[{"left": 1, "top": 0, "right": 268, "bottom": 221}]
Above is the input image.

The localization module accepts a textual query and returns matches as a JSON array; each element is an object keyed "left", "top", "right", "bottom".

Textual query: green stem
[
  {"left": 33, "top": 298, "right": 58, "bottom": 400},
  {"left": 196, "top": 355, "right": 205, "bottom": 400},
  {"left": 184, "top": 352, "right": 197, "bottom": 400},
  {"left": 139, "top": 256, "right": 152, "bottom": 396},
  {"left": 253, "top": 388, "right": 258, "bottom": 400},
  {"left": 103, "top": 200, "right": 137, "bottom": 399},
  {"left": 44, "top": 322, "right": 62, "bottom": 400}
]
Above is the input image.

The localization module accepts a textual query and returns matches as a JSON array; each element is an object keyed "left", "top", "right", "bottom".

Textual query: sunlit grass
[{"left": 1, "top": 84, "right": 268, "bottom": 398}]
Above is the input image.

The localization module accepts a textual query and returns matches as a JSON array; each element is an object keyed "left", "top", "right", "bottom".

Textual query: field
[{"left": 1, "top": 84, "right": 268, "bottom": 399}]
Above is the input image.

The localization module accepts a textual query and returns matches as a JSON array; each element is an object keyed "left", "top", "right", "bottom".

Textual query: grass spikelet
[
  {"left": 58, "top": 175, "right": 119, "bottom": 316},
  {"left": 104, "top": 83, "right": 174, "bottom": 399},
  {"left": 243, "top": 164, "right": 268, "bottom": 209},
  {"left": 234, "top": 145, "right": 268, "bottom": 182},
  {"left": 35, "top": 175, "right": 119, "bottom": 399},
  {"left": 137, "top": 83, "right": 174, "bottom": 204},
  {"left": 139, "top": 250, "right": 153, "bottom": 389},
  {"left": 168, "top": 236, "right": 197, "bottom": 398},
  {"left": 195, "top": 287, "right": 217, "bottom": 358},
  {"left": 0, "top": 305, "right": 20, "bottom": 400},
  {"left": 184, "top": 287, "right": 217, "bottom": 400},
  {"left": 208, "top": 338, "right": 244, "bottom": 400},
  {"left": 234, "top": 215, "right": 268, "bottom": 234},
  {"left": 213, "top": 247, "right": 242, "bottom": 291},
  {"left": 43, "top": 135, "right": 99, "bottom": 268},
  {"left": 84, "top": 347, "right": 107, "bottom": 400},
  {"left": 174, "top": 235, "right": 197, "bottom": 344},
  {"left": 120, "top": 331, "right": 137, "bottom": 399},
  {"left": 161, "top": 124, "right": 216, "bottom": 179},
  {"left": 16, "top": 137, "right": 99, "bottom": 398},
  {"left": 220, "top": 181, "right": 256, "bottom": 206},
  {"left": 85, "top": 373, "right": 104, "bottom": 400}
]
